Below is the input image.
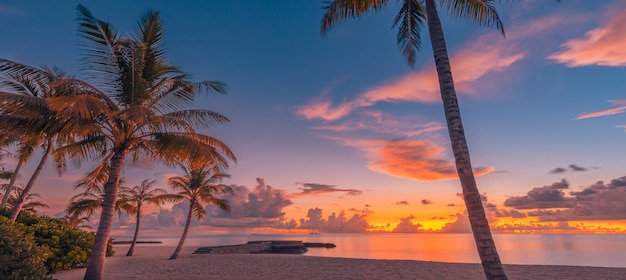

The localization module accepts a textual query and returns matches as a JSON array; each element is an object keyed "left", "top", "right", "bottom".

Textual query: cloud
[
  {"left": 289, "top": 183, "right": 363, "bottom": 198},
  {"left": 394, "top": 200, "right": 409, "bottom": 206},
  {"left": 549, "top": 6, "right": 626, "bottom": 67},
  {"left": 439, "top": 213, "right": 472, "bottom": 233},
  {"left": 391, "top": 215, "right": 423, "bottom": 233},
  {"left": 296, "top": 34, "right": 525, "bottom": 122},
  {"left": 298, "top": 207, "right": 369, "bottom": 233},
  {"left": 368, "top": 139, "right": 493, "bottom": 181},
  {"left": 504, "top": 179, "right": 576, "bottom": 209},
  {"left": 549, "top": 167, "right": 567, "bottom": 174},
  {"left": 139, "top": 178, "right": 296, "bottom": 230},
  {"left": 577, "top": 100, "right": 626, "bottom": 120},
  {"left": 569, "top": 164, "right": 587, "bottom": 172},
  {"left": 421, "top": 199, "right": 433, "bottom": 205},
  {"left": 494, "top": 209, "right": 527, "bottom": 219},
  {"left": 504, "top": 176, "right": 626, "bottom": 222},
  {"left": 549, "top": 164, "right": 589, "bottom": 174},
  {"left": 313, "top": 110, "right": 445, "bottom": 138}
]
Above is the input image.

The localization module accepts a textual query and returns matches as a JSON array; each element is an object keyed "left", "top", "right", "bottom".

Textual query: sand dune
[{"left": 52, "top": 245, "right": 626, "bottom": 280}]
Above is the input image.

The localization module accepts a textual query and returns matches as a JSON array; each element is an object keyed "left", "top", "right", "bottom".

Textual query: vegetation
[
  {"left": 0, "top": 216, "right": 51, "bottom": 280},
  {"left": 321, "top": 1, "right": 508, "bottom": 278},
  {"left": 166, "top": 167, "right": 233, "bottom": 260},
  {"left": 118, "top": 179, "right": 172, "bottom": 256},
  {"left": 0, "top": 208, "right": 114, "bottom": 276}
]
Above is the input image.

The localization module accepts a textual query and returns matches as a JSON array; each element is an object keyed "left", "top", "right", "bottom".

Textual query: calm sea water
[{"left": 120, "top": 233, "right": 626, "bottom": 268}]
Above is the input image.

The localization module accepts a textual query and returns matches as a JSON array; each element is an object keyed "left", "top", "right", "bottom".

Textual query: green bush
[
  {"left": 0, "top": 216, "right": 52, "bottom": 280},
  {"left": 0, "top": 207, "right": 115, "bottom": 273}
]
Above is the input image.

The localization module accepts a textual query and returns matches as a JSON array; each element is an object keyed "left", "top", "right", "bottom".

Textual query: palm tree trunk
[
  {"left": 9, "top": 139, "right": 52, "bottom": 221},
  {"left": 1, "top": 159, "right": 24, "bottom": 208},
  {"left": 126, "top": 204, "right": 141, "bottom": 256},
  {"left": 424, "top": 1, "right": 507, "bottom": 279},
  {"left": 169, "top": 201, "right": 194, "bottom": 260},
  {"left": 84, "top": 149, "right": 126, "bottom": 280}
]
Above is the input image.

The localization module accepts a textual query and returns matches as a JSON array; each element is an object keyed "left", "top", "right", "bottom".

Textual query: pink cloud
[
  {"left": 367, "top": 139, "right": 493, "bottom": 181},
  {"left": 313, "top": 110, "right": 445, "bottom": 137},
  {"left": 295, "top": 13, "right": 582, "bottom": 121},
  {"left": 577, "top": 100, "right": 626, "bottom": 120},
  {"left": 549, "top": 7, "right": 626, "bottom": 67}
]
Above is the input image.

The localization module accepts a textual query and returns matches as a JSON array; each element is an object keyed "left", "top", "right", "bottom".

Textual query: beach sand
[{"left": 52, "top": 245, "right": 626, "bottom": 280}]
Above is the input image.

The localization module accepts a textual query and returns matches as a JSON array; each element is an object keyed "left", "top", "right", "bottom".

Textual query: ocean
[{"left": 123, "top": 233, "right": 626, "bottom": 268}]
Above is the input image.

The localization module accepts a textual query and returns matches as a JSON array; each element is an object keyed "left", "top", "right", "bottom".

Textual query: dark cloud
[
  {"left": 493, "top": 221, "right": 576, "bottom": 234},
  {"left": 504, "top": 179, "right": 575, "bottom": 209},
  {"left": 505, "top": 176, "right": 626, "bottom": 222},
  {"left": 290, "top": 183, "right": 363, "bottom": 198},
  {"left": 391, "top": 215, "right": 423, "bottom": 233},
  {"left": 549, "top": 167, "right": 567, "bottom": 174},
  {"left": 549, "top": 164, "right": 589, "bottom": 174},
  {"left": 494, "top": 209, "right": 527, "bottom": 219},
  {"left": 421, "top": 199, "right": 433, "bottom": 205},
  {"left": 447, "top": 203, "right": 457, "bottom": 207},
  {"left": 394, "top": 200, "right": 409, "bottom": 206},
  {"left": 298, "top": 207, "right": 369, "bottom": 233}
]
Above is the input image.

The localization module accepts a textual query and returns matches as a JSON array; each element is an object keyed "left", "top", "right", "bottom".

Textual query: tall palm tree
[
  {"left": 166, "top": 167, "right": 233, "bottom": 260},
  {"left": 0, "top": 61, "right": 72, "bottom": 221},
  {"left": 321, "top": 1, "right": 513, "bottom": 279},
  {"left": 118, "top": 179, "right": 171, "bottom": 256},
  {"left": 46, "top": 5, "right": 236, "bottom": 279}
]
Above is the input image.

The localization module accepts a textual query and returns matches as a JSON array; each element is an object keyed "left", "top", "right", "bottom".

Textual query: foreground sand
[{"left": 52, "top": 245, "right": 626, "bottom": 280}]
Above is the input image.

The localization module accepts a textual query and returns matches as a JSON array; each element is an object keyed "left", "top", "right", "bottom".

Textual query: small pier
[{"left": 193, "top": 240, "right": 336, "bottom": 255}]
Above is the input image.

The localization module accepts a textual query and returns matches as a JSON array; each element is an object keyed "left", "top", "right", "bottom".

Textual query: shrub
[
  {"left": 0, "top": 207, "right": 114, "bottom": 273},
  {"left": 0, "top": 216, "right": 52, "bottom": 280}
]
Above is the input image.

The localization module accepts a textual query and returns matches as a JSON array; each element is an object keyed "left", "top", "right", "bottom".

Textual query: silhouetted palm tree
[
  {"left": 321, "top": 1, "right": 510, "bottom": 278},
  {"left": 166, "top": 167, "right": 233, "bottom": 260},
  {"left": 118, "top": 179, "right": 171, "bottom": 256},
  {"left": 46, "top": 6, "right": 236, "bottom": 279},
  {"left": 0, "top": 62, "right": 72, "bottom": 221},
  {"left": 1, "top": 185, "right": 48, "bottom": 214},
  {"left": 66, "top": 184, "right": 129, "bottom": 220}
]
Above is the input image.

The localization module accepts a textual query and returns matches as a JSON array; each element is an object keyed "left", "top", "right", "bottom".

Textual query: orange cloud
[
  {"left": 577, "top": 100, "right": 626, "bottom": 120},
  {"left": 368, "top": 139, "right": 493, "bottom": 181},
  {"left": 549, "top": 6, "right": 626, "bottom": 67}
]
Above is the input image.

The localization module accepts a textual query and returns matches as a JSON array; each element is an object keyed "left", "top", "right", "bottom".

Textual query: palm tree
[
  {"left": 46, "top": 5, "right": 236, "bottom": 279},
  {"left": 59, "top": 214, "right": 93, "bottom": 230},
  {"left": 66, "top": 184, "right": 129, "bottom": 221},
  {"left": 118, "top": 179, "right": 171, "bottom": 256},
  {"left": 166, "top": 167, "right": 233, "bottom": 260},
  {"left": 0, "top": 61, "right": 74, "bottom": 221},
  {"left": 321, "top": 1, "right": 512, "bottom": 278},
  {"left": 1, "top": 185, "right": 48, "bottom": 214}
]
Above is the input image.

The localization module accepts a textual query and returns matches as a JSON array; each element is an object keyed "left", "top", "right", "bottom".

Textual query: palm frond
[
  {"left": 76, "top": 4, "right": 124, "bottom": 96},
  {"left": 393, "top": 0, "right": 426, "bottom": 66},
  {"left": 321, "top": 0, "right": 388, "bottom": 35},
  {"left": 439, "top": 0, "right": 505, "bottom": 36},
  {"left": 164, "top": 109, "right": 230, "bottom": 130}
]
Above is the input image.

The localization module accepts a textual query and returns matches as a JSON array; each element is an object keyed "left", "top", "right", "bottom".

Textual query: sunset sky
[{"left": 1, "top": 1, "right": 625, "bottom": 236}]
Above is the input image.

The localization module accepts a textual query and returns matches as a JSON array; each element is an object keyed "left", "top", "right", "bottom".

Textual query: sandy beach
[{"left": 51, "top": 245, "right": 626, "bottom": 280}]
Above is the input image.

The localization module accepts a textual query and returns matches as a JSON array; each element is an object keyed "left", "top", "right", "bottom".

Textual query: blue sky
[{"left": 1, "top": 0, "right": 626, "bottom": 235}]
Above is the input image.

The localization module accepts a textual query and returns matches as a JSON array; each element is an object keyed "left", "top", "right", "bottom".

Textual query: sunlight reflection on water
[{"left": 118, "top": 233, "right": 626, "bottom": 267}]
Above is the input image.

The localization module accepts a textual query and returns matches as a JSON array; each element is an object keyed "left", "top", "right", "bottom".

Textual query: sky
[{"left": 1, "top": 0, "right": 626, "bottom": 236}]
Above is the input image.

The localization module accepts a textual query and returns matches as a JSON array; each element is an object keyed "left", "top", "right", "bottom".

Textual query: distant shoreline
[{"left": 111, "top": 240, "right": 163, "bottom": 244}]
